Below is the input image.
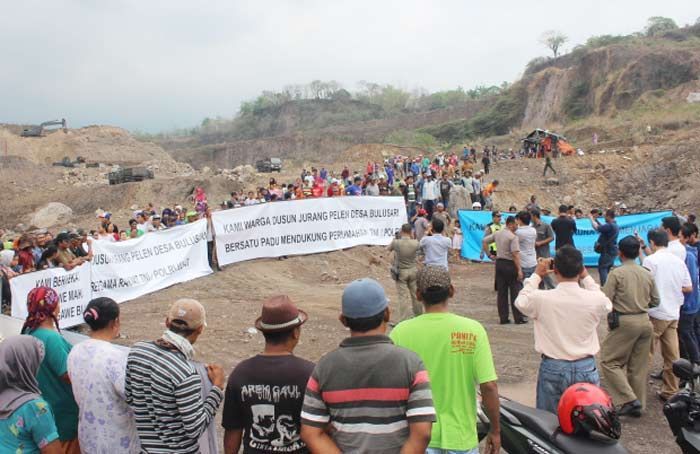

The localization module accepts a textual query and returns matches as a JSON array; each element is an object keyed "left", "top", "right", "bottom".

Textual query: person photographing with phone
[{"left": 514, "top": 246, "right": 612, "bottom": 413}]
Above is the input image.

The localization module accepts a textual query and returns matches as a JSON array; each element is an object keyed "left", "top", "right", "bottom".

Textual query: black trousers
[
  {"left": 495, "top": 259, "right": 525, "bottom": 323},
  {"left": 424, "top": 199, "right": 435, "bottom": 220},
  {"left": 207, "top": 241, "right": 215, "bottom": 268}
]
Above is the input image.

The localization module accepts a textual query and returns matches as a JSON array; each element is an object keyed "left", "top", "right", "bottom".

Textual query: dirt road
[{"left": 113, "top": 246, "right": 678, "bottom": 453}]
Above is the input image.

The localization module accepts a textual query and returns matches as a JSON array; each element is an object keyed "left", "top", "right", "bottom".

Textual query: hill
[
  {"left": 0, "top": 125, "right": 173, "bottom": 165},
  {"left": 151, "top": 23, "right": 700, "bottom": 171}
]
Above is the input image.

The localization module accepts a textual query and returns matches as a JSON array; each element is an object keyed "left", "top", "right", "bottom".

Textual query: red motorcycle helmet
[{"left": 558, "top": 383, "right": 621, "bottom": 440}]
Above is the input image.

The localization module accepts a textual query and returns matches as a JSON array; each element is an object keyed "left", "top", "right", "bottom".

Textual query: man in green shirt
[{"left": 390, "top": 266, "right": 501, "bottom": 454}]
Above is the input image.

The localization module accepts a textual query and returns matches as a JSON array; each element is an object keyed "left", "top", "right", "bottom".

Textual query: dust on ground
[{"left": 113, "top": 247, "right": 678, "bottom": 454}]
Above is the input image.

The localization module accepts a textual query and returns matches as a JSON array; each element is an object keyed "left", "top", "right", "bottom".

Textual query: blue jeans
[
  {"left": 522, "top": 266, "right": 536, "bottom": 279},
  {"left": 536, "top": 356, "right": 600, "bottom": 413},
  {"left": 407, "top": 201, "right": 417, "bottom": 221},
  {"left": 598, "top": 252, "right": 616, "bottom": 286},
  {"left": 426, "top": 449, "right": 478, "bottom": 454}
]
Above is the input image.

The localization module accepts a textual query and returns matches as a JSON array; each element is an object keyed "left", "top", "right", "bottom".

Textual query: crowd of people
[
  {"left": 0, "top": 265, "right": 501, "bottom": 454},
  {"left": 478, "top": 207, "right": 700, "bottom": 418},
  {"left": 3, "top": 145, "right": 700, "bottom": 453},
  {"left": 5, "top": 208, "right": 697, "bottom": 454}
]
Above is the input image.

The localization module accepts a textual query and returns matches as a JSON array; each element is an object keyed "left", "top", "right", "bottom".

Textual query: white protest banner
[
  {"left": 11, "top": 263, "right": 92, "bottom": 329},
  {"left": 213, "top": 196, "right": 407, "bottom": 266},
  {"left": 90, "top": 219, "right": 212, "bottom": 302}
]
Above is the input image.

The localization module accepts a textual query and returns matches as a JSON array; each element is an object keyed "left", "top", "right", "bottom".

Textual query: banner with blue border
[{"left": 457, "top": 210, "right": 672, "bottom": 267}]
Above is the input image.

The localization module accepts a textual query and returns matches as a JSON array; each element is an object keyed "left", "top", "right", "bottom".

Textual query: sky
[{"left": 1, "top": 1, "right": 697, "bottom": 132}]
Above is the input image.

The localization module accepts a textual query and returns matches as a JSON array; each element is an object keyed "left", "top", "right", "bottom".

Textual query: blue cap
[{"left": 342, "top": 278, "right": 389, "bottom": 318}]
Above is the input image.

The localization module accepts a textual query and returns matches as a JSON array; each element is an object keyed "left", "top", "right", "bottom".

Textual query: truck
[
  {"left": 255, "top": 157, "right": 282, "bottom": 173},
  {"left": 108, "top": 167, "right": 154, "bottom": 185}
]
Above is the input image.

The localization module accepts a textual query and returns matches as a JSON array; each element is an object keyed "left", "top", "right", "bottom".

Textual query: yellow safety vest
[{"left": 488, "top": 223, "right": 503, "bottom": 253}]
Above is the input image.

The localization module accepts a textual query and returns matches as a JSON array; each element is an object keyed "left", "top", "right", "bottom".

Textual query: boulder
[
  {"left": 30, "top": 203, "right": 73, "bottom": 228},
  {"left": 449, "top": 186, "right": 471, "bottom": 219},
  {"left": 545, "top": 178, "right": 560, "bottom": 186}
]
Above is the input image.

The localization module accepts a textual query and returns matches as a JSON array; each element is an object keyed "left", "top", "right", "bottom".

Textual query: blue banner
[{"left": 457, "top": 210, "right": 673, "bottom": 267}]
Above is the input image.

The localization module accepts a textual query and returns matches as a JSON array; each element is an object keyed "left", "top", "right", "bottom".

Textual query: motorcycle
[
  {"left": 664, "top": 359, "right": 700, "bottom": 454},
  {"left": 477, "top": 396, "right": 628, "bottom": 453}
]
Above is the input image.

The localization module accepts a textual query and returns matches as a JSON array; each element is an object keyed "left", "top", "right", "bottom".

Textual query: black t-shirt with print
[{"left": 222, "top": 354, "right": 315, "bottom": 454}]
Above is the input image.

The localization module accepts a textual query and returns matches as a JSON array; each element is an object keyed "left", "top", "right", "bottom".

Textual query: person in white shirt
[
  {"left": 514, "top": 246, "right": 612, "bottom": 413},
  {"left": 663, "top": 216, "right": 687, "bottom": 261},
  {"left": 148, "top": 215, "right": 166, "bottom": 232},
  {"left": 136, "top": 212, "right": 149, "bottom": 234},
  {"left": 244, "top": 191, "right": 259, "bottom": 206},
  {"left": 421, "top": 174, "right": 439, "bottom": 219},
  {"left": 420, "top": 218, "right": 452, "bottom": 270},
  {"left": 515, "top": 211, "right": 538, "bottom": 280},
  {"left": 642, "top": 229, "right": 693, "bottom": 401}
]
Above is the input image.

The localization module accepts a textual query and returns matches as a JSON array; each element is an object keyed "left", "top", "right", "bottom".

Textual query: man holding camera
[{"left": 514, "top": 246, "right": 612, "bottom": 413}]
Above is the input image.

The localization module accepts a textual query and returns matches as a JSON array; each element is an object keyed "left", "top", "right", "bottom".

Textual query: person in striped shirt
[
  {"left": 125, "top": 299, "right": 225, "bottom": 454},
  {"left": 300, "top": 278, "right": 436, "bottom": 453}
]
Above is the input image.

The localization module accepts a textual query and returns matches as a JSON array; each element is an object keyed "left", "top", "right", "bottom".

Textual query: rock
[
  {"left": 562, "top": 195, "right": 572, "bottom": 203},
  {"left": 544, "top": 178, "right": 559, "bottom": 186},
  {"left": 448, "top": 186, "right": 470, "bottom": 219},
  {"left": 687, "top": 92, "right": 700, "bottom": 103},
  {"left": 30, "top": 202, "right": 73, "bottom": 228}
]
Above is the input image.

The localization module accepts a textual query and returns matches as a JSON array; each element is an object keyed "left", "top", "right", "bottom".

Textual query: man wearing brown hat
[
  {"left": 125, "top": 299, "right": 226, "bottom": 454},
  {"left": 223, "top": 295, "right": 314, "bottom": 454}
]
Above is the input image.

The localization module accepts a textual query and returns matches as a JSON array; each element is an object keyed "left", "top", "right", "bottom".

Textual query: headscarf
[
  {"left": 0, "top": 249, "right": 14, "bottom": 267},
  {"left": 0, "top": 335, "right": 45, "bottom": 419},
  {"left": 21, "top": 286, "right": 61, "bottom": 334}
]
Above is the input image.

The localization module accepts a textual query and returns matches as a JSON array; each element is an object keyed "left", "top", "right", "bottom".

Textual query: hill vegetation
[
  {"left": 142, "top": 81, "right": 507, "bottom": 145},
  {"left": 149, "top": 16, "right": 700, "bottom": 168}
]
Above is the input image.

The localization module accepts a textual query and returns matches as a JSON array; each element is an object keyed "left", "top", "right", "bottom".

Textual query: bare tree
[{"left": 540, "top": 30, "right": 568, "bottom": 58}]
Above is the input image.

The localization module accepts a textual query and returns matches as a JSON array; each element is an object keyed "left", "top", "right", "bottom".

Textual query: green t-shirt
[
  {"left": 390, "top": 312, "right": 497, "bottom": 451},
  {"left": 0, "top": 398, "right": 59, "bottom": 454},
  {"left": 30, "top": 328, "right": 79, "bottom": 441}
]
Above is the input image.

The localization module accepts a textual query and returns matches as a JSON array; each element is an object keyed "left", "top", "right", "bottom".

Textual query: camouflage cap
[{"left": 417, "top": 265, "right": 451, "bottom": 293}]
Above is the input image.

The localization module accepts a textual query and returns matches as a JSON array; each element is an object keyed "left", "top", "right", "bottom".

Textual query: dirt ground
[{"left": 111, "top": 247, "right": 678, "bottom": 454}]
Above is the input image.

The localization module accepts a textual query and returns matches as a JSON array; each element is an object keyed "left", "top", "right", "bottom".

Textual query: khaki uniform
[
  {"left": 389, "top": 238, "right": 422, "bottom": 322},
  {"left": 600, "top": 262, "right": 660, "bottom": 408}
]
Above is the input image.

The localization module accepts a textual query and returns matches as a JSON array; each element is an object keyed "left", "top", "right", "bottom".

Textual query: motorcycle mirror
[{"left": 672, "top": 359, "right": 695, "bottom": 381}]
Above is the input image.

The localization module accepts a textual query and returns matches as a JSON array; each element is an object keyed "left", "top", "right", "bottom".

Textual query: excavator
[{"left": 21, "top": 118, "right": 67, "bottom": 137}]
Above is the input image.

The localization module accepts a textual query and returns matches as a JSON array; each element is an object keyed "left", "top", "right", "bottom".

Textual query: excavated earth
[{"left": 3, "top": 124, "right": 698, "bottom": 453}]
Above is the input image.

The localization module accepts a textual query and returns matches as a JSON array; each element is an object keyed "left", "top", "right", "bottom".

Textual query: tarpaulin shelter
[{"left": 522, "top": 129, "right": 575, "bottom": 156}]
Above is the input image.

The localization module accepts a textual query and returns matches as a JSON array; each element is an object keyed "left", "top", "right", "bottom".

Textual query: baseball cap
[
  {"left": 342, "top": 278, "right": 388, "bottom": 319},
  {"left": 168, "top": 298, "right": 207, "bottom": 330},
  {"left": 418, "top": 265, "right": 452, "bottom": 293},
  {"left": 472, "top": 202, "right": 482, "bottom": 209}
]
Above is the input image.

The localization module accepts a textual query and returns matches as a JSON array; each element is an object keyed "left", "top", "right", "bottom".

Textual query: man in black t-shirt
[
  {"left": 550, "top": 204, "right": 577, "bottom": 249},
  {"left": 222, "top": 295, "right": 314, "bottom": 454}
]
